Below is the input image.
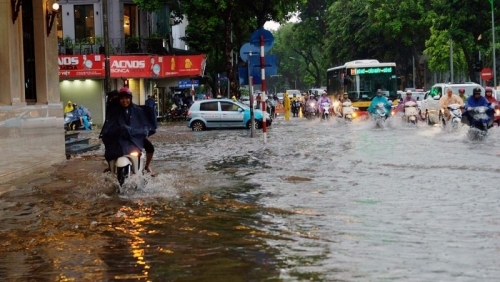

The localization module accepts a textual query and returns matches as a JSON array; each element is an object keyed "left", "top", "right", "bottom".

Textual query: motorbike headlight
[
  {"left": 352, "top": 112, "right": 357, "bottom": 118},
  {"left": 333, "top": 102, "right": 339, "bottom": 108},
  {"left": 496, "top": 109, "right": 500, "bottom": 115},
  {"left": 130, "top": 151, "right": 140, "bottom": 157}
]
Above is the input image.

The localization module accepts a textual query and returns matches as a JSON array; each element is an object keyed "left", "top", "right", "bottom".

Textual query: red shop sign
[{"left": 58, "top": 54, "right": 105, "bottom": 78}]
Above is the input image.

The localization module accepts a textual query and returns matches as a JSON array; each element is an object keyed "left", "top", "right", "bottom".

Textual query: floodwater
[{"left": 1, "top": 116, "right": 500, "bottom": 281}]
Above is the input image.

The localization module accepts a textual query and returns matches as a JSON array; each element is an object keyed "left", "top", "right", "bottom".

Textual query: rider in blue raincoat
[
  {"left": 463, "top": 87, "right": 494, "bottom": 126},
  {"left": 368, "top": 89, "right": 392, "bottom": 117}
]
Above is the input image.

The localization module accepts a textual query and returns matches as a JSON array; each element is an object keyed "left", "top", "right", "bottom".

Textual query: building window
[
  {"left": 74, "top": 5, "right": 95, "bottom": 41},
  {"left": 124, "top": 4, "right": 138, "bottom": 37}
]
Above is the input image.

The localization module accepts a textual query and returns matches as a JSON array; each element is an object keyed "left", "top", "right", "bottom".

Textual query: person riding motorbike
[
  {"left": 101, "top": 87, "right": 156, "bottom": 174},
  {"left": 484, "top": 87, "right": 498, "bottom": 104},
  {"left": 439, "top": 88, "right": 464, "bottom": 122},
  {"left": 317, "top": 91, "right": 332, "bottom": 118},
  {"left": 336, "top": 92, "right": 351, "bottom": 116},
  {"left": 291, "top": 93, "right": 301, "bottom": 117},
  {"left": 396, "top": 90, "right": 418, "bottom": 115},
  {"left": 367, "top": 89, "right": 392, "bottom": 118},
  {"left": 463, "top": 87, "right": 494, "bottom": 127},
  {"left": 458, "top": 88, "right": 467, "bottom": 102}
]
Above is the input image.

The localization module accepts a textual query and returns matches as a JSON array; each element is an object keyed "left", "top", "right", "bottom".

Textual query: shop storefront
[{"left": 58, "top": 54, "right": 206, "bottom": 124}]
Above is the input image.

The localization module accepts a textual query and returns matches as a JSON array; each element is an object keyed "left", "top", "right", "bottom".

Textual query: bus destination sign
[{"left": 351, "top": 67, "right": 393, "bottom": 75}]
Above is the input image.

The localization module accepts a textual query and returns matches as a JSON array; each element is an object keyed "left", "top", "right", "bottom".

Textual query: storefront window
[{"left": 74, "top": 5, "right": 95, "bottom": 41}]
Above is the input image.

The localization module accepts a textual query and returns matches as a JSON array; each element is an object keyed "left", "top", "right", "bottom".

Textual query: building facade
[
  {"left": 56, "top": 0, "right": 203, "bottom": 124},
  {"left": 0, "top": 0, "right": 64, "bottom": 183}
]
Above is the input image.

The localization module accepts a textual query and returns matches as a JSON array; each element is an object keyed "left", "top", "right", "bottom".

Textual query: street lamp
[{"left": 490, "top": 0, "right": 497, "bottom": 87}]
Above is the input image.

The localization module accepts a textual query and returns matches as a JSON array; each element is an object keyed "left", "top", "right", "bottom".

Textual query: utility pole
[
  {"left": 103, "top": 0, "right": 111, "bottom": 94},
  {"left": 490, "top": 0, "right": 497, "bottom": 87}
]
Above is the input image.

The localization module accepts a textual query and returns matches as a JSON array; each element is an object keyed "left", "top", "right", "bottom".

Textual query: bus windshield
[{"left": 345, "top": 67, "right": 398, "bottom": 102}]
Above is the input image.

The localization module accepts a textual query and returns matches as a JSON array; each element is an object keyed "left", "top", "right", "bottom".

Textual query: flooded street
[{"left": 1, "top": 117, "right": 500, "bottom": 281}]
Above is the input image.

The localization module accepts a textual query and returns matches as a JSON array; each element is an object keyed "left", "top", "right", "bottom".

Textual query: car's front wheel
[
  {"left": 191, "top": 120, "right": 205, "bottom": 131},
  {"left": 246, "top": 119, "right": 261, "bottom": 129}
]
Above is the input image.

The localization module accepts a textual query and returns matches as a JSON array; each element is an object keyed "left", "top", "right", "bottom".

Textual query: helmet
[
  {"left": 118, "top": 87, "right": 132, "bottom": 98},
  {"left": 485, "top": 87, "right": 493, "bottom": 95},
  {"left": 473, "top": 87, "right": 482, "bottom": 95},
  {"left": 406, "top": 90, "right": 412, "bottom": 94},
  {"left": 458, "top": 88, "right": 465, "bottom": 93}
]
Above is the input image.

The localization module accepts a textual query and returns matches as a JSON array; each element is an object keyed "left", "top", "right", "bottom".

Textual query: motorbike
[
  {"left": 109, "top": 149, "right": 145, "bottom": 191},
  {"left": 64, "top": 111, "right": 92, "bottom": 131},
  {"left": 291, "top": 100, "right": 302, "bottom": 117},
  {"left": 320, "top": 102, "right": 331, "bottom": 120},
  {"left": 373, "top": 103, "right": 388, "bottom": 128},
  {"left": 403, "top": 101, "right": 419, "bottom": 124},
  {"left": 162, "top": 104, "right": 188, "bottom": 122},
  {"left": 341, "top": 101, "right": 357, "bottom": 121},
  {"left": 304, "top": 99, "right": 318, "bottom": 119},
  {"left": 440, "top": 104, "right": 463, "bottom": 131},
  {"left": 466, "top": 106, "right": 492, "bottom": 140}
]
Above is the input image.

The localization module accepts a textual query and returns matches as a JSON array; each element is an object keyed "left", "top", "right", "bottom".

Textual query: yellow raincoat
[
  {"left": 284, "top": 92, "right": 291, "bottom": 120},
  {"left": 64, "top": 101, "right": 74, "bottom": 113}
]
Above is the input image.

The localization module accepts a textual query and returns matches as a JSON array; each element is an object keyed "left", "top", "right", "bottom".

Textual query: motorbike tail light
[{"left": 187, "top": 110, "right": 191, "bottom": 116}]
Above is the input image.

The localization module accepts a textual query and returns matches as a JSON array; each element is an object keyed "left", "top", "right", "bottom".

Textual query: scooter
[
  {"left": 320, "top": 102, "right": 331, "bottom": 120},
  {"left": 404, "top": 101, "right": 419, "bottom": 124},
  {"left": 108, "top": 149, "right": 145, "bottom": 192},
  {"left": 291, "top": 100, "right": 302, "bottom": 117},
  {"left": 341, "top": 101, "right": 357, "bottom": 121},
  {"left": 304, "top": 100, "right": 318, "bottom": 120},
  {"left": 64, "top": 111, "right": 93, "bottom": 131},
  {"left": 440, "top": 104, "right": 463, "bottom": 131},
  {"left": 466, "top": 106, "right": 492, "bottom": 140},
  {"left": 373, "top": 103, "right": 388, "bottom": 128}
]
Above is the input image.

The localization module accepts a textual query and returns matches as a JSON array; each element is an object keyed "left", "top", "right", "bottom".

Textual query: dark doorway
[{"left": 22, "top": 0, "right": 37, "bottom": 103}]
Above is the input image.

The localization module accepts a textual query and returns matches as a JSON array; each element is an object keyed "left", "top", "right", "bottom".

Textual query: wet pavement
[{"left": 0, "top": 117, "right": 499, "bottom": 281}]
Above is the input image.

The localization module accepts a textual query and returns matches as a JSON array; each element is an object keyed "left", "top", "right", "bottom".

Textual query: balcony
[{"left": 58, "top": 37, "right": 167, "bottom": 55}]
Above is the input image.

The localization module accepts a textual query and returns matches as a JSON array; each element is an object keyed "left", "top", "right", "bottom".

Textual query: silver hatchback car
[{"left": 186, "top": 99, "right": 272, "bottom": 131}]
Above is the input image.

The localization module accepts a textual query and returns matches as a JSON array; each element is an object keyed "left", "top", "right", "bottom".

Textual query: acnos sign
[
  {"left": 111, "top": 60, "right": 146, "bottom": 73},
  {"left": 58, "top": 57, "right": 79, "bottom": 70}
]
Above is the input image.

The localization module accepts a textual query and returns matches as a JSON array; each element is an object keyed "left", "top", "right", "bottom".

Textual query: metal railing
[{"left": 58, "top": 37, "right": 167, "bottom": 55}]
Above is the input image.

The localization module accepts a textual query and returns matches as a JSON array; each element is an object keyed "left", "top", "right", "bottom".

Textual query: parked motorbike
[
  {"left": 341, "top": 101, "right": 357, "bottom": 121},
  {"left": 291, "top": 100, "right": 302, "bottom": 117},
  {"left": 320, "top": 102, "right": 331, "bottom": 120},
  {"left": 373, "top": 103, "right": 388, "bottom": 128},
  {"left": 163, "top": 105, "right": 188, "bottom": 122},
  {"left": 466, "top": 106, "right": 492, "bottom": 140},
  {"left": 64, "top": 111, "right": 93, "bottom": 131},
  {"left": 404, "top": 101, "right": 419, "bottom": 124},
  {"left": 304, "top": 99, "right": 318, "bottom": 120}
]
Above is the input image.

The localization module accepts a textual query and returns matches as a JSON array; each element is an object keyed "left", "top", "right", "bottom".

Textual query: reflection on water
[{"left": 0, "top": 174, "right": 285, "bottom": 281}]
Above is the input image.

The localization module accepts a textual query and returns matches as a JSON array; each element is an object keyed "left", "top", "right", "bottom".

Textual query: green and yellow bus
[{"left": 326, "top": 60, "right": 398, "bottom": 117}]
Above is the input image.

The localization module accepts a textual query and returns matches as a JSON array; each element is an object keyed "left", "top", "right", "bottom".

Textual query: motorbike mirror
[{"left": 433, "top": 95, "right": 440, "bottom": 100}]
